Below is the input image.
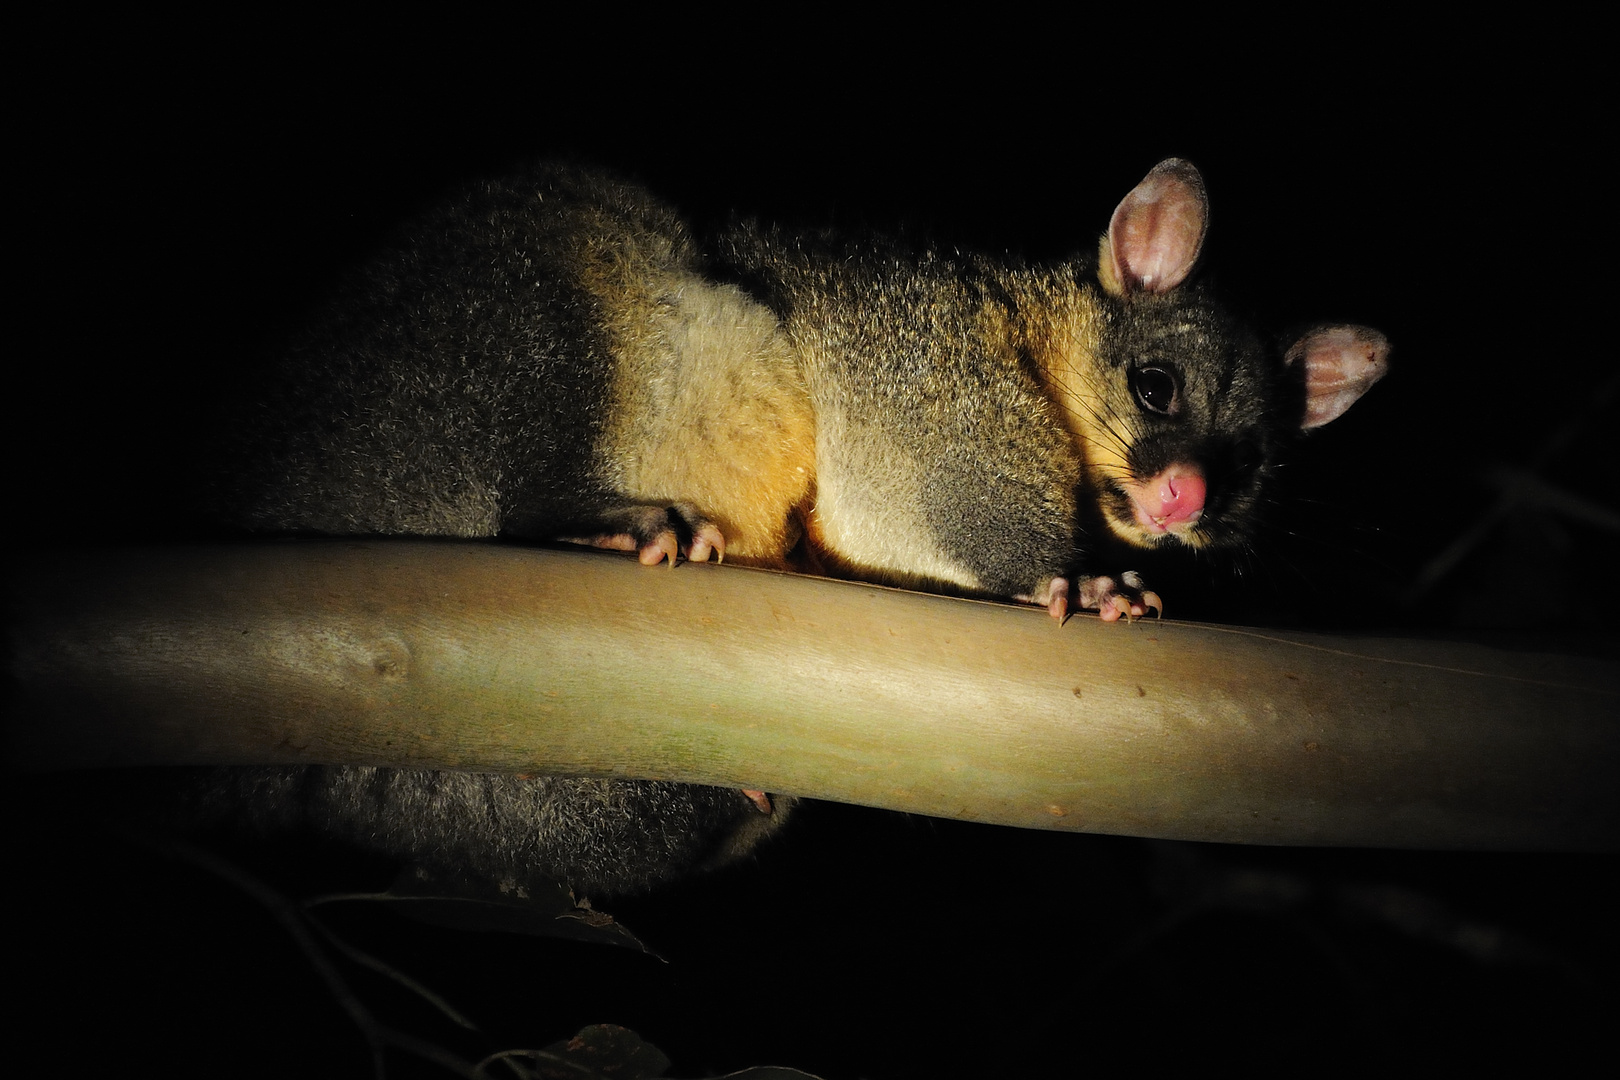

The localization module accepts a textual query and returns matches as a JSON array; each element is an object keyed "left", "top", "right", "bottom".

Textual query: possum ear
[
  {"left": 1100, "top": 158, "right": 1209, "bottom": 297},
  {"left": 1286, "top": 325, "right": 1392, "bottom": 429}
]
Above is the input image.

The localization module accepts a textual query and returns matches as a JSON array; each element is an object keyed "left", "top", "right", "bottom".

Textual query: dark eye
[{"left": 1130, "top": 366, "right": 1178, "bottom": 416}]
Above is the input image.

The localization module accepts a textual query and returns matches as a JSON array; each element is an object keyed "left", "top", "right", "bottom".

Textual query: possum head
[{"left": 1065, "top": 158, "right": 1389, "bottom": 554}]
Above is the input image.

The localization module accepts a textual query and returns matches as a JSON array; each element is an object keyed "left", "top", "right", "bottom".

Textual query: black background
[{"left": 12, "top": 17, "right": 1616, "bottom": 1078}]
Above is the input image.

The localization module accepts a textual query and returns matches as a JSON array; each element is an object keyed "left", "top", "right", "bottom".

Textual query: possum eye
[{"left": 1129, "top": 366, "right": 1179, "bottom": 416}]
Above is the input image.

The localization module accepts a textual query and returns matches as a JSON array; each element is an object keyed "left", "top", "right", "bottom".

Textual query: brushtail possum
[{"left": 217, "top": 158, "right": 1387, "bottom": 895}]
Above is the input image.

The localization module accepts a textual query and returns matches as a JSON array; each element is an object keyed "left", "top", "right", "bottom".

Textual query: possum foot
[
  {"left": 1041, "top": 572, "right": 1163, "bottom": 623},
  {"left": 560, "top": 503, "right": 727, "bottom": 567}
]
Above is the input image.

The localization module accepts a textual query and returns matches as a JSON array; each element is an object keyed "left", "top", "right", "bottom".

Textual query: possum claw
[
  {"left": 1031, "top": 573, "right": 1160, "bottom": 622},
  {"left": 686, "top": 524, "right": 726, "bottom": 565},
  {"left": 641, "top": 532, "right": 681, "bottom": 567},
  {"left": 1045, "top": 577, "right": 1071, "bottom": 624},
  {"left": 563, "top": 504, "right": 727, "bottom": 567},
  {"left": 1019, "top": 577, "right": 1073, "bottom": 623},
  {"left": 1076, "top": 572, "right": 1163, "bottom": 623},
  {"left": 741, "top": 788, "right": 774, "bottom": 814},
  {"left": 665, "top": 503, "right": 725, "bottom": 565}
]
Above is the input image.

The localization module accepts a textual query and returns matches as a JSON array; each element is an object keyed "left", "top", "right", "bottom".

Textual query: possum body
[{"left": 222, "top": 160, "right": 1387, "bottom": 895}]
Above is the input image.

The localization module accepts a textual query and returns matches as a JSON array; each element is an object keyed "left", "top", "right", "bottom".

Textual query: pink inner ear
[
  {"left": 1108, "top": 159, "right": 1209, "bottom": 295},
  {"left": 1287, "top": 325, "right": 1392, "bottom": 429}
]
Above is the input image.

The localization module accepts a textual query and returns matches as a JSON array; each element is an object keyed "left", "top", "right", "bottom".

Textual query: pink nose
[
  {"left": 1152, "top": 469, "right": 1206, "bottom": 525},
  {"left": 1130, "top": 467, "right": 1207, "bottom": 533}
]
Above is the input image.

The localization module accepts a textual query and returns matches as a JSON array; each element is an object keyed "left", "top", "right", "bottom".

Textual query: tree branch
[{"left": 9, "top": 541, "right": 1617, "bottom": 850}]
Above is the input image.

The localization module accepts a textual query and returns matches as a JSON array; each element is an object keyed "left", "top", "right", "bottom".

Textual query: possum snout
[{"left": 1125, "top": 466, "right": 1206, "bottom": 535}]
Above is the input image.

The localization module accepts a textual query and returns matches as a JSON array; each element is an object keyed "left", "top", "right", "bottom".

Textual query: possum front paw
[
  {"left": 1039, "top": 572, "right": 1163, "bottom": 623},
  {"left": 560, "top": 502, "right": 726, "bottom": 567}
]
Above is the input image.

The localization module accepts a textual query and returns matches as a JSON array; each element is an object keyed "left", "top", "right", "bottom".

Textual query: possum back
[{"left": 231, "top": 165, "right": 814, "bottom": 559}]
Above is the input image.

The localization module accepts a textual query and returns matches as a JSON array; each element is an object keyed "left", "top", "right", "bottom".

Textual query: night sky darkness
[{"left": 12, "top": 21, "right": 1616, "bottom": 1078}]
